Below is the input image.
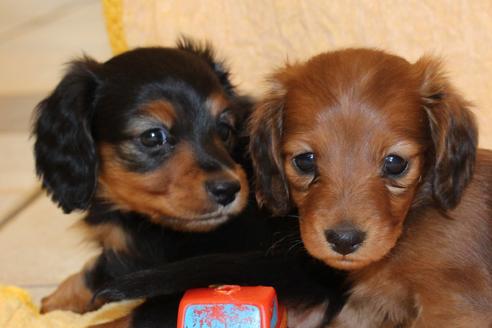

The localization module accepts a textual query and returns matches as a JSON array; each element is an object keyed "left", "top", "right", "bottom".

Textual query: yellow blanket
[{"left": 0, "top": 285, "right": 141, "bottom": 328}]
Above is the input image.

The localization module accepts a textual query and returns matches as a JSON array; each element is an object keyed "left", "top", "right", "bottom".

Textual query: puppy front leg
[
  {"left": 41, "top": 256, "right": 102, "bottom": 313},
  {"left": 327, "top": 301, "right": 376, "bottom": 328},
  {"left": 327, "top": 298, "right": 404, "bottom": 328}
]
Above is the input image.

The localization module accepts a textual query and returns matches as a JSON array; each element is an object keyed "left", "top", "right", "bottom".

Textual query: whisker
[{"left": 286, "top": 240, "right": 305, "bottom": 255}]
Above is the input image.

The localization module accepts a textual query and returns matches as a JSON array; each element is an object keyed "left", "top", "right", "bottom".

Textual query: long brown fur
[{"left": 250, "top": 48, "right": 492, "bottom": 327}]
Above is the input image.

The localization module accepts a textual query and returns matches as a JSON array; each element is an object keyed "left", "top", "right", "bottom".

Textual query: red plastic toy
[{"left": 177, "top": 285, "right": 287, "bottom": 328}]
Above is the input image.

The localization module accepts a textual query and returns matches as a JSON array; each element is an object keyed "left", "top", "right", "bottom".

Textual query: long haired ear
[
  {"left": 415, "top": 57, "right": 478, "bottom": 210},
  {"left": 176, "top": 36, "right": 235, "bottom": 97},
  {"left": 33, "top": 57, "right": 101, "bottom": 213},
  {"left": 249, "top": 79, "right": 290, "bottom": 215}
]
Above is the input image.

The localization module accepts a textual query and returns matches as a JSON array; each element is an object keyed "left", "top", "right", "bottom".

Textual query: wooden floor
[{"left": 0, "top": 0, "right": 109, "bottom": 305}]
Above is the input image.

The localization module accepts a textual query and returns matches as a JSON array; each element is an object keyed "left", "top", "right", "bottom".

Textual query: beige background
[
  {"left": 0, "top": 0, "right": 108, "bottom": 303},
  {"left": 121, "top": 0, "right": 492, "bottom": 148}
]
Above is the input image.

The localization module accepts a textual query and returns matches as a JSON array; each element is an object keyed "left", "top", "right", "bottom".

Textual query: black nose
[
  {"left": 205, "top": 180, "right": 241, "bottom": 206},
  {"left": 325, "top": 226, "right": 366, "bottom": 255}
]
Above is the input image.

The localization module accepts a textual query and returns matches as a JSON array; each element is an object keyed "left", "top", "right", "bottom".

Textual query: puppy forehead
[
  {"left": 284, "top": 49, "right": 420, "bottom": 107},
  {"left": 135, "top": 90, "right": 229, "bottom": 127},
  {"left": 95, "top": 48, "right": 231, "bottom": 139},
  {"left": 285, "top": 97, "right": 418, "bottom": 143},
  {"left": 283, "top": 49, "right": 425, "bottom": 153}
]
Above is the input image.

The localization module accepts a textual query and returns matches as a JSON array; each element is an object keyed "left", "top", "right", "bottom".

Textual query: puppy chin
[
  {"left": 162, "top": 197, "right": 247, "bottom": 232},
  {"left": 321, "top": 255, "right": 373, "bottom": 271},
  {"left": 176, "top": 214, "right": 232, "bottom": 232},
  {"left": 187, "top": 198, "right": 247, "bottom": 232}
]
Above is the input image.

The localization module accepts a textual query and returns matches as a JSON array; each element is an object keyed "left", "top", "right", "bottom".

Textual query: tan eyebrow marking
[
  {"left": 142, "top": 100, "right": 176, "bottom": 127},
  {"left": 207, "top": 92, "right": 230, "bottom": 118}
]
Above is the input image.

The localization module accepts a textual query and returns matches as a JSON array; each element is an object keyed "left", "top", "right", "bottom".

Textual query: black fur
[
  {"left": 96, "top": 252, "right": 348, "bottom": 325},
  {"left": 33, "top": 58, "right": 101, "bottom": 213}
]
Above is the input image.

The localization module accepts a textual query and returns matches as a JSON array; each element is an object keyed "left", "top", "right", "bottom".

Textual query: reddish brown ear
[
  {"left": 415, "top": 57, "right": 478, "bottom": 210},
  {"left": 249, "top": 78, "right": 290, "bottom": 215}
]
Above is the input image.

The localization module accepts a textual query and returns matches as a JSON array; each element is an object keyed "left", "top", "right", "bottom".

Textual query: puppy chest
[{"left": 348, "top": 276, "right": 419, "bottom": 326}]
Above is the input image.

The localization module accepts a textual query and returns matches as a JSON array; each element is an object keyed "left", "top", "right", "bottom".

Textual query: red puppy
[{"left": 250, "top": 49, "right": 492, "bottom": 327}]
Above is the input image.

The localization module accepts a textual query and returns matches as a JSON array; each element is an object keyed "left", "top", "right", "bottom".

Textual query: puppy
[
  {"left": 249, "top": 49, "right": 492, "bottom": 326},
  {"left": 33, "top": 38, "right": 253, "bottom": 314}
]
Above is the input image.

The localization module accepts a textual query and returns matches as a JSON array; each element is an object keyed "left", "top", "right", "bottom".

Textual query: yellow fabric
[
  {"left": 102, "top": 0, "right": 128, "bottom": 55},
  {"left": 0, "top": 285, "right": 142, "bottom": 328}
]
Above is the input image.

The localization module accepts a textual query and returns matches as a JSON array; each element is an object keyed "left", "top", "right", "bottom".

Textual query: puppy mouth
[
  {"left": 167, "top": 212, "right": 231, "bottom": 232},
  {"left": 202, "top": 191, "right": 247, "bottom": 218},
  {"left": 192, "top": 210, "right": 233, "bottom": 222},
  {"left": 321, "top": 243, "right": 391, "bottom": 271},
  {"left": 159, "top": 203, "right": 241, "bottom": 232},
  {"left": 325, "top": 256, "right": 369, "bottom": 271},
  {"left": 163, "top": 210, "right": 232, "bottom": 224}
]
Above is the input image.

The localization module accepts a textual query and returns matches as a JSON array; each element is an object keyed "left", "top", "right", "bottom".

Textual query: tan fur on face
[
  {"left": 143, "top": 100, "right": 175, "bottom": 127},
  {"left": 207, "top": 92, "right": 231, "bottom": 117},
  {"left": 98, "top": 142, "right": 248, "bottom": 232}
]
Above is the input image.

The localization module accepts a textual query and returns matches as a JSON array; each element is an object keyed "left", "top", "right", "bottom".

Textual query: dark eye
[
  {"left": 217, "top": 122, "right": 233, "bottom": 141},
  {"left": 293, "top": 152, "right": 316, "bottom": 174},
  {"left": 383, "top": 154, "right": 408, "bottom": 176},
  {"left": 140, "top": 128, "right": 169, "bottom": 147}
]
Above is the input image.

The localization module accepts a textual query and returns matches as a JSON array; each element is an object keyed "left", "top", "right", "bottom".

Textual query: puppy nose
[
  {"left": 205, "top": 180, "right": 241, "bottom": 206},
  {"left": 325, "top": 226, "right": 366, "bottom": 255}
]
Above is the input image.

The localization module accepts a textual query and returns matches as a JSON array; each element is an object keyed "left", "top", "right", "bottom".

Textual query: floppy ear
[
  {"left": 249, "top": 79, "right": 290, "bottom": 215},
  {"left": 176, "top": 36, "right": 235, "bottom": 97},
  {"left": 415, "top": 57, "right": 478, "bottom": 210},
  {"left": 33, "top": 57, "right": 101, "bottom": 213}
]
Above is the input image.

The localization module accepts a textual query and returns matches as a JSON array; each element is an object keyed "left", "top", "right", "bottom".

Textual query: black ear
[
  {"left": 33, "top": 57, "right": 101, "bottom": 213},
  {"left": 176, "top": 36, "right": 235, "bottom": 97},
  {"left": 249, "top": 79, "right": 290, "bottom": 215},
  {"left": 415, "top": 57, "right": 478, "bottom": 210}
]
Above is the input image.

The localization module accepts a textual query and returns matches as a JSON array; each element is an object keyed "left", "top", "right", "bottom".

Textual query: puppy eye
[
  {"left": 293, "top": 152, "right": 316, "bottom": 174},
  {"left": 383, "top": 154, "right": 408, "bottom": 176},
  {"left": 140, "top": 128, "right": 169, "bottom": 148},
  {"left": 217, "top": 122, "right": 233, "bottom": 141}
]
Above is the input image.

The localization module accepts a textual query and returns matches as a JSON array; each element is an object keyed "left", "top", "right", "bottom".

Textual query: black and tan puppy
[{"left": 34, "top": 39, "right": 257, "bottom": 313}]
